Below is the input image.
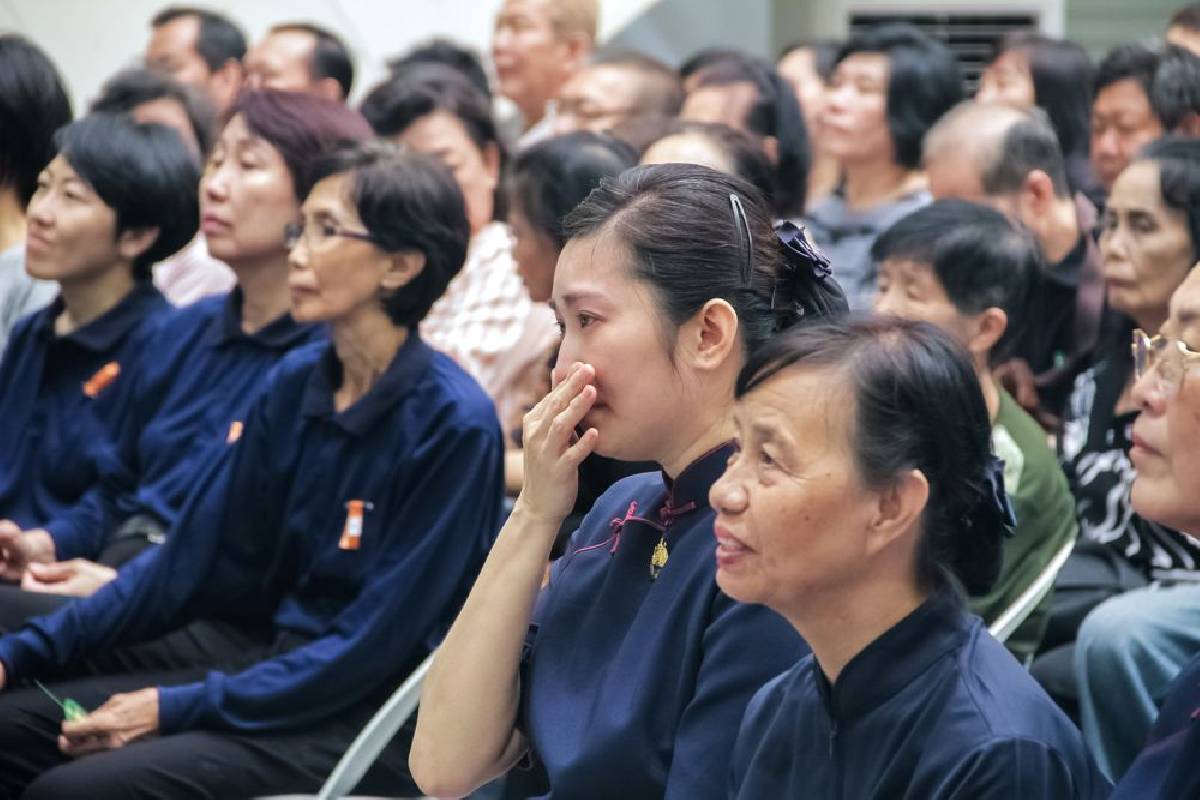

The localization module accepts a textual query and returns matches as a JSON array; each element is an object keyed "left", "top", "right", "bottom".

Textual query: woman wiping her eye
[
  {"left": 411, "top": 164, "right": 846, "bottom": 799},
  {"left": 718, "top": 316, "right": 1109, "bottom": 799}
]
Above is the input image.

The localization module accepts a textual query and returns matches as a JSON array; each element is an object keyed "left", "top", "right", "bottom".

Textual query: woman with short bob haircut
[
  {"left": 0, "top": 112, "right": 196, "bottom": 543},
  {"left": 719, "top": 316, "right": 1108, "bottom": 798},
  {"left": 0, "top": 141, "right": 504, "bottom": 798},
  {"left": 412, "top": 164, "right": 846, "bottom": 799},
  {"left": 805, "top": 23, "right": 963, "bottom": 308}
]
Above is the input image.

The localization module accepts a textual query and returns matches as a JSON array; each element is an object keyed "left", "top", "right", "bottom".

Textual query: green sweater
[{"left": 970, "top": 389, "right": 1079, "bottom": 661}]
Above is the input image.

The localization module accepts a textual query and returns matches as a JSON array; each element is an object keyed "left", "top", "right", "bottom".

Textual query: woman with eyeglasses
[
  {"left": 410, "top": 165, "right": 847, "bottom": 799},
  {"left": 0, "top": 91, "right": 361, "bottom": 622},
  {"left": 1105, "top": 265, "right": 1200, "bottom": 797},
  {"left": 1037, "top": 137, "right": 1200, "bottom": 779},
  {"left": 0, "top": 141, "right": 504, "bottom": 798}
]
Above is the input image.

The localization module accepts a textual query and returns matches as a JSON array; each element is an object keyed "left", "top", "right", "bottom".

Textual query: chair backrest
[
  {"left": 988, "top": 537, "right": 1076, "bottom": 645},
  {"left": 317, "top": 650, "right": 437, "bottom": 800}
]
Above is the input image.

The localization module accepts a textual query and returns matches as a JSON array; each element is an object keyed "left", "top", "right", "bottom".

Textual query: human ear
[
  {"left": 683, "top": 299, "right": 739, "bottom": 371},
  {"left": 482, "top": 141, "right": 501, "bottom": 189},
  {"left": 1022, "top": 170, "right": 1055, "bottom": 212},
  {"left": 560, "top": 32, "right": 593, "bottom": 72},
  {"left": 313, "top": 77, "right": 345, "bottom": 103},
  {"left": 966, "top": 307, "right": 1007, "bottom": 359},
  {"left": 865, "top": 469, "right": 929, "bottom": 557},
  {"left": 117, "top": 227, "right": 161, "bottom": 264},
  {"left": 761, "top": 135, "right": 779, "bottom": 165},
  {"left": 381, "top": 250, "right": 427, "bottom": 294}
]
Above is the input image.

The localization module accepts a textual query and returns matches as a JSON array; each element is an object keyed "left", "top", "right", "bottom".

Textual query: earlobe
[
  {"left": 382, "top": 251, "right": 426, "bottom": 293},
  {"left": 968, "top": 308, "right": 1007, "bottom": 357},
  {"left": 692, "top": 299, "right": 739, "bottom": 368},
  {"left": 117, "top": 227, "right": 161, "bottom": 264}
]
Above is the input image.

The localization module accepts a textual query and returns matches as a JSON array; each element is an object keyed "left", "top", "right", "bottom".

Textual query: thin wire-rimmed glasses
[
  {"left": 283, "top": 220, "right": 376, "bottom": 250},
  {"left": 1132, "top": 328, "right": 1200, "bottom": 398}
]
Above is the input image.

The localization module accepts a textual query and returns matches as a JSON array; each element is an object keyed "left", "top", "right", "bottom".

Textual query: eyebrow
[{"left": 557, "top": 290, "right": 608, "bottom": 308}]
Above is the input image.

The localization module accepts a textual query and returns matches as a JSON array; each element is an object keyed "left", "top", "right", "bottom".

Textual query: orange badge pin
[
  {"left": 339, "top": 500, "right": 372, "bottom": 551},
  {"left": 83, "top": 362, "right": 120, "bottom": 398},
  {"left": 226, "top": 420, "right": 244, "bottom": 444}
]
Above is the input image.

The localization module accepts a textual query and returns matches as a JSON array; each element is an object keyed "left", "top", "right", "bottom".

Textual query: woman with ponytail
[
  {"left": 411, "top": 164, "right": 846, "bottom": 799},
  {"left": 718, "top": 316, "right": 1108, "bottom": 798}
]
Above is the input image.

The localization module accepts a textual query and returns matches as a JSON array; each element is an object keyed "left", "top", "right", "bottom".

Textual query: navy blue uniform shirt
[
  {"left": 0, "top": 284, "right": 171, "bottom": 530},
  {"left": 1112, "top": 651, "right": 1200, "bottom": 798},
  {"left": 0, "top": 334, "right": 504, "bottom": 733},
  {"left": 509, "top": 443, "right": 807, "bottom": 799},
  {"left": 43, "top": 289, "right": 323, "bottom": 559},
  {"left": 730, "top": 595, "right": 1111, "bottom": 799}
]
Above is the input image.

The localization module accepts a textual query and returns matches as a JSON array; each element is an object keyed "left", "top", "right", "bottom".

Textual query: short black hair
[
  {"left": 1170, "top": 3, "right": 1200, "bottom": 32},
  {"left": 387, "top": 38, "right": 491, "bottom": 100},
  {"left": 835, "top": 23, "right": 964, "bottom": 170},
  {"left": 1137, "top": 137, "right": 1200, "bottom": 262},
  {"left": 1151, "top": 45, "right": 1200, "bottom": 133},
  {"left": 270, "top": 22, "right": 354, "bottom": 99},
  {"left": 993, "top": 33, "right": 1093, "bottom": 165},
  {"left": 690, "top": 53, "right": 809, "bottom": 216},
  {"left": 90, "top": 67, "right": 217, "bottom": 158},
  {"left": 982, "top": 108, "right": 1071, "bottom": 198},
  {"left": 0, "top": 34, "right": 72, "bottom": 208},
  {"left": 679, "top": 48, "right": 745, "bottom": 82},
  {"left": 307, "top": 142, "right": 471, "bottom": 327},
  {"left": 151, "top": 6, "right": 246, "bottom": 71},
  {"left": 507, "top": 131, "right": 636, "bottom": 250},
  {"left": 565, "top": 164, "right": 847, "bottom": 356},
  {"left": 54, "top": 112, "right": 200, "bottom": 280},
  {"left": 1094, "top": 43, "right": 1160, "bottom": 101},
  {"left": 646, "top": 120, "right": 776, "bottom": 211},
  {"left": 591, "top": 49, "right": 684, "bottom": 118},
  {"left": 778, "top": 39, "right": 842, "bottom": 82},
  {"left": 737, "top": 315, "right": 1005, "bottom": 597},
  {"left": 871, "top": 199, "right": 1041, "bottom": 362}
]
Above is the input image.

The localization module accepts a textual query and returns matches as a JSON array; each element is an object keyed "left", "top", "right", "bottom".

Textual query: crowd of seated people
[{"left": 1, "top": 0, "right": 1200, "bottom": 797}]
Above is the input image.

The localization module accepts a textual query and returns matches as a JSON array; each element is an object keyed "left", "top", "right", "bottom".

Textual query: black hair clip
[
  {"left": 729, "top": 193, "right": 754, "bottom": 285},
  {"left": 982, "top": 455, "right": 1018, "bottom": 534},
  {"left": 775, "top": 221, "right": 832, "bottom": 280}
]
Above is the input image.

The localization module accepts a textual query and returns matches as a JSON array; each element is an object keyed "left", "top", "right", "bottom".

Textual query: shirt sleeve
[
  {"left": 156, "top": 420, "right": 504, "bottom": 734},
  {"left": 932, "top": 738, "right": 1112, "bottom": 800},
  {"left": 0, "top": 372, "right": 286, "bottom": 680},
  {"left": 662, "top": 593, "right": 807, "bottom": 800}
]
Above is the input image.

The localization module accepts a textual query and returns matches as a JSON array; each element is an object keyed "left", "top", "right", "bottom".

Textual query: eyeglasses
[
  {"left": 1132, "top": 328, "right": 1200, "bottom": 398},
  {"left": 283, "top": 220, "right": 375, "bottom": 250}
]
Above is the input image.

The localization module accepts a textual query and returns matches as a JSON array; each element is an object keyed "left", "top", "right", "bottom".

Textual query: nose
[
  {"left": 1093, "top": 128, "right": 1119, "bottom": 158},
  {"left": 203, "top": 164, "right": 228, "bottom": 204},
  {"left": 873, "top": 288, "right": 899, "bottom": 315},
  {"left": 288, "top": 229, "right": 309, "bottom": 269},
  {"left": 709, "top": 457, "right": 747, "bottom": 515},
  {"left": 26, "top": 192, "right": 53, "bottom": 228},
  {"left": 1131, "top": 362, "right": 1168, "bottom": 412}
]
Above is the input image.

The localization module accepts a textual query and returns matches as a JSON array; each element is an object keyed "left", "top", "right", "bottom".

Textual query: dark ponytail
[
  {"left": 736, "top": 316, "right": 1012, "bottom": 597},
  {"left": 563, "top": 163, "right": 847, "bottom": 356}
]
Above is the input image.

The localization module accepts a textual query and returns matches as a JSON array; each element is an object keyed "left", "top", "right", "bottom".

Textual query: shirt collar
[
  {"left": 208, "top": 288, "right": 320, "bottom": 350},
  {"left": 301, "top": 331, "right": 434, "bottom": 436},
  {"left": 35, "top": 282, "right": 165, "bottom": 353},
  {"left": 815, "top": 593, "right": 971, "bottom": 722},
  {"left": 658, "top": 441, "right": 736, "bottom": 517}
]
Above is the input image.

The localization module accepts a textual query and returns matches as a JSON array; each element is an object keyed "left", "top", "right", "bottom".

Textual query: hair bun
[
  {"left": 952, "top": 455, "right": 1016, "bottom": 595},
  {"left": 770, "top": 222, "right": 848, "bottom": 331}
]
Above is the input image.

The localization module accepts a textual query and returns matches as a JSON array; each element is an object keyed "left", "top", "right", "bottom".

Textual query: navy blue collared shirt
[
  {"left": 1111, "top": 651, "right": 1200, "bottom": 798},
  {"left": 0, "top": 284, "right": 172, "bottom": 529},
  {"left": 0, "top": 334, "right": 504, "bottom": 733},
  {"left": 43, "top": 290, "right": 323, "bottom": 559},
  {"left": 730, "top": 595, "right": 1111, "bottom": 799},
  {"left": 509, "top": 443, "right": 807, "bottom": 799}
]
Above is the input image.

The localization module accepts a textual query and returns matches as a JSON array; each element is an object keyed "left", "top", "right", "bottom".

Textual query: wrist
[{"left": 509, "top": 496, "right": 567, "bottom": 533}]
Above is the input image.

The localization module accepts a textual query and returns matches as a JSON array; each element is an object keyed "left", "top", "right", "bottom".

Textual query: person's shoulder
[
  {"left": 934, "top": 736, "right": 1107, "bottom": 799},
  {"left": 744, "top": 657, "right": 812, "bottom": 723},
  {"left": 271, "top": 339, "right": 329, "bottom": 383}
]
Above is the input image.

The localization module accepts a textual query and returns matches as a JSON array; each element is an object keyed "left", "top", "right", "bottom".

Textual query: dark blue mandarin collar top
[
  {"left": 0, "top": 283, "right": 171, "bottom": 530},
  {"left": 510, "top": 441, "right": 808, "bottom": 800},
  {"left": 731, "top": 595, "right": 1111, "bottom": 799},
  {"left": 206, "top": 288, "right": 318, "bottom": 350}
]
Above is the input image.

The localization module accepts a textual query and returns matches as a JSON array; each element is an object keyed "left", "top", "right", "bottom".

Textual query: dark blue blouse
[
  {"left": 730, "top": 596, "right": 1111, "bottom": 799},
  {"left": 42, "top": 290, "right": 323, "bottom": 559},
  {"left": 0, "top": 284, "right": 172, "bottom": 530},
  {"left": 1111, "top": 651, "right": 1200, "bottom": 798},
  {"left": 0, "top": 335, "right": 504, "bottom": 733},
  {"left": 509, "top": 443, "right": 807, "bottom": 799}
]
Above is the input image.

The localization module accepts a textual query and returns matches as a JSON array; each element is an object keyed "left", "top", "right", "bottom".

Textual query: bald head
[{"left": 925, "top": 101, "right": 1071, "bottom": 205}]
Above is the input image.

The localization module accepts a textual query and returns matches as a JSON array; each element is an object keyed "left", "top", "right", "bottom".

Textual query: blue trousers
[{"left": 1075, "top": 583, "right": 1200, "bottom": 780}]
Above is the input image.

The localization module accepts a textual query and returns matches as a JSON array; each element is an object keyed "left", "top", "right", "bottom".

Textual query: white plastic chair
[
  {"left": 260, "top": 650, "right": 436, "bottom": 800},
  {"left": 988, "top": 537, "right": 1075, "bottom": 645}
]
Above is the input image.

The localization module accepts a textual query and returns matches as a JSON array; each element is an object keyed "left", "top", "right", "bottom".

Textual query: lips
[
  {"left": 713, "top": 522, "right": 753, "bottom": 569},
  {"left": 25, "top": 231, "right": 52, "bottom": 256},
  {"left": 201, "top": 214, "right": 230, "bottom": 236},
  {"left": 1130, "top": 428, "right": 1161, "bottom": 462}
]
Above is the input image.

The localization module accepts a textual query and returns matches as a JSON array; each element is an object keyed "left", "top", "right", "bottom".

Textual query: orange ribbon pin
[
  {"left": 339, "top": 500, "right": 372, "bottom": 550},
  {"left": 82, "top": 362, "right": 120, "bottom": 398},
  {"left": 226, "top": 420, "right": 244, "bottom": 444}
]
